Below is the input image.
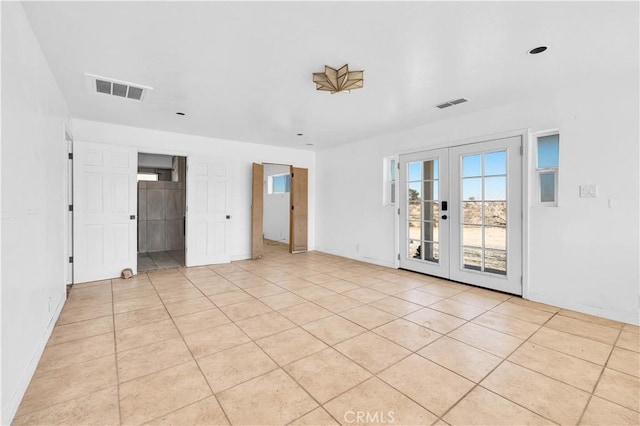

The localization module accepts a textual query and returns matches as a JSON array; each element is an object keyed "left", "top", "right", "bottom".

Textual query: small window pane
[
  {"left": 484, "top": 151, "right": 506, "bottom": 176},
  {"left": 423, "top": 220, "right": 438, "bottom": 242},
  {"left": 485, "top": 226, "right": 506, "bottom": 251},
  {"left": 462, "top": 202, "right": 482, "bottom": 224},
  {"left": 408, "top": 221, "right": 421, "bottom": 241},
  {"left": 408, "top": 182, "right": 421, "bottom": 202},
  {"left": 485, "top": 176, "right": 506, "bottom": 201},
  {"left": 485, "top": 201, "right": 507, "bottom": 226},
  {"left": 422, "top": 242, "right": 439, "bottom": 263},
  {"left": 485, "top": 249, "right": 507, "bottom": 275},
  {"left": 408, "top": 162, "right": 422, "bottom": 182},
  {"left": 390, "top": 159, "right": 396, "bottom": 181},
  {"left": 537, "top": 135, "right": 559, "bottom": 168},
  {"left": 540, "top": 172, "right": 556, "bottom": 202},
  {"left": 462, "top": 225, "right": 482, "bottom": 247},
  {"left": 408, "top": 240, "right": 421, "bottom": 260},
  {"left": 463, "top": 178, "right": 482, "bottom": 201},
  {"left": 390, "top": 182, "right": 395, "bottom": 203},
  {"left": 423, "top": 159, "right": 438, "bottom": 180},
  {"left": 408, "top": 203, "right": 421, "bottom": 221},
  {"left": 423, "top": 180, "right": 438, "bottom": 201},
  {"left": 462, "top": 154, "right": 482, "bottom": 177},
  {"left": 463, "top": 247, "right": 482, "bottom": 271}
]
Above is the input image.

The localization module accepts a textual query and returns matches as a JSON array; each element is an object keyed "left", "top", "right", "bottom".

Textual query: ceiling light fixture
[
  {"left": 297, "top": 133, "right": 304, "bottom": 136},
  {"left": 176, "top": 112, "right": 185, "bottom": 116},
  {"left": 313, "top": 64, "right": 364, "bottom": 94},
  {"left": 528, "top": 46, "right": 548, "bottom": 55}
]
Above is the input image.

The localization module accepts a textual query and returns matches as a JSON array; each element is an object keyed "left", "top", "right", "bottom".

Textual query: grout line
[{"left": 109, "top": 278, "right": 124, "bottom": 426}]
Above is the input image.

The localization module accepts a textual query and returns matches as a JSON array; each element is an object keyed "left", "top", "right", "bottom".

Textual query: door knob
[{"left": 441, "top": 215, "right": 448, "bottom": 220}]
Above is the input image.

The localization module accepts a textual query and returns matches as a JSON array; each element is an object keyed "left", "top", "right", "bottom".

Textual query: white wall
[
  {"left": 71, "top": 119, "right": 315, "bottom": 259},
  {"left": 1, "top": 2, "right": 70, "bottom": 423},
  {"left": 316, "top": 70, "right": 639, "bottom": 325},
  {"left": 263, "top": 164, "right": 290, "bottom": 243}
]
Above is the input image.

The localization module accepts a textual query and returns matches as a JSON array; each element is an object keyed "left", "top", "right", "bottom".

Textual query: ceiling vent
[
  {"left": 436, "top": 98, "right": 469, "bottom": 109},
  {"left": 84, "top": 73, "right": 153, "bottom": 102}
]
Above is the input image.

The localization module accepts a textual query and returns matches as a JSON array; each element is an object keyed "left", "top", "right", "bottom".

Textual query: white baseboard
[{"left": 315, "top": 247, "right": 396, "bottom": 269}]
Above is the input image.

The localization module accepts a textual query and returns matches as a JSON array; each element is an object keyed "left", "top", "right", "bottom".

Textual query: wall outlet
[{"left": 579, "top": 185, "right": 598, "bottom": 198}]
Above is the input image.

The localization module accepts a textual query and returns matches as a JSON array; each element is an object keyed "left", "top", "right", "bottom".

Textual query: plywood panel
[
  {"left": 289, "top": 166, "right": 308, "bottom": 253},
  {"left": 251, "top": 163, "right": 264, "bottom": 259}
]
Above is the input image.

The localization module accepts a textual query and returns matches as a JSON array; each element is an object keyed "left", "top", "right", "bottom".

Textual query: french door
[{"left": 399, "top": 136, "right": 522, "bottom": 295}]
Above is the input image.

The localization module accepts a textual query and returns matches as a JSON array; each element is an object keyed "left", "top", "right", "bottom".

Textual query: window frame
[
  {"left": 383, "top": 156, "right": 398, "bottom": 206},
  {"left": 533, "top": 130, "right": 559, "bottom": 207}
]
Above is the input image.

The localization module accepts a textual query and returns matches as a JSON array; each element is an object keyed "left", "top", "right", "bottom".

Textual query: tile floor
[
  {"left": 138, "top": 250, "right": 185, "bottom": 272},
  {"left": 13, "top": 243, "right": 640, "bottom": 425}
]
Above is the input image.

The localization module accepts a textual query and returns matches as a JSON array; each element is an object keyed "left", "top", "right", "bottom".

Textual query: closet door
[
  {"left": 289, "top": 166, "right": 308, "bottom": 253},
  {"left": 251, "top": 162, "right": 264, "bottom": 259}
]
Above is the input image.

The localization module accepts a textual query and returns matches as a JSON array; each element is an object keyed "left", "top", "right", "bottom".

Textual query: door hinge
[
  {"left": 291, "top": 205, "right": 294, "bottom": 210},
  {"left": 68, "top": 153, "right": 73, "bottom": 160},
  {"left": 68, "top": 205, "right": 73, "bottom": 212},
  {"left": 68, "top": 256, "right": 73, "bottom": 263}
]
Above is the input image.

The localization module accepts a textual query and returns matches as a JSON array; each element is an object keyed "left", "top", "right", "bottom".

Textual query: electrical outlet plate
[{"left": 579, "top": 185, "right": 598, "bottom": 198}]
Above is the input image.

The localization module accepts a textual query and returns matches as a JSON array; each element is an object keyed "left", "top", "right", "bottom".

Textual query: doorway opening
[
  {"left": 263, "top": 164, "right": 291, "bottom": 251},
  {"left": 137, "top": 153, "right": 187, "bottom": 271}
]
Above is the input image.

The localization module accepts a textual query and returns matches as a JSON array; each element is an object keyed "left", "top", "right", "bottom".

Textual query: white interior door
[
  {"left": 186, "top": 157, "right": 230, "bottom": 266},
  {"left": 73, "top": 141, "right": 137, "bottom": 283},
  {"left": 399, "top": 136, "right": 523, "bottom": 295}
]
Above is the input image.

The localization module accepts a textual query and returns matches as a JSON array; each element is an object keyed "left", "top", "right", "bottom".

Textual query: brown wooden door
[
  {"left": 251, "top": 162, "right": 264, "bottom": 259},
  {"left": 289, "top": 166, "right": 308, "bottom": 253}
]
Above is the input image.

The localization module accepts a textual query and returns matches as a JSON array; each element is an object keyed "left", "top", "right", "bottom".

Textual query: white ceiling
[{"left": 21, "top": 1, "right": 638, "bottom": 150}]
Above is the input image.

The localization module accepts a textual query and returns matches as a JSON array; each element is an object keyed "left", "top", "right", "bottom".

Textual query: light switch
[{"left": 579, "top": 185, "right": 598, "bottom": 198}]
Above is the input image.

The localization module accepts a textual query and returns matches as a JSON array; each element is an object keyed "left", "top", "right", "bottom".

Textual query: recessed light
[
  {"left": 528, "top": 46, "right": 548, "bottom": 55},
  {"left": 306, "top": 143, "right": 314, "bottom": 146},
  {"left": 176, "top": 112, "right": 185, "bottom": 116},
  {"left": 297, "top": 133, "right": 303, "bottom": 136}
]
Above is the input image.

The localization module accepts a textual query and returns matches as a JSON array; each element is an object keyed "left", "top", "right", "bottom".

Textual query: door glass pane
[
  {"left": 408, "top": 182, "right": 422, "bottom": 202},
  {"left": 408, "top": 162, "right": 422, "bottom": 181},
  {"left": 423, "top": 160, "right": 438, "bottom": 180},
  {"left": 462, "top": 154, "right": 482, "bottom": 177},
  {"left": 462, "top": 225, "right": 482, "bottom": 247},
  {"left": 423, "top": 201, "right": 438, "bottom": 221},
  {"left": 463, "top": 178, "right": 482, "bottom": 201},
  {"left": 423, "top": 180, "right": 438, "bottom": 201},
  {"left": 484, "top": 201, "right": 506, "bottom": 226},
  {"left": 408, "top": 203, "right": 421, "bottom": 220},
  {"left": 423, "top": 221, "right": 438, "bottom": 242},
  {"left": 409, "top": 240, "right": 421, "bottom": 259},
  {"left": 463, "top": 247, "right": 482, "bottom": 271},
  {"left": 463, "top": 202, "right": 482, "bottom": 224},
  {"left": 485, "top": 226, "right": 506, "bottom": 250},
  {"left": 484, "top": 250, "right": 507, "bottom": 275},
  {"left": 484, "top": 176, "right": 506, "bottom": 200},
  {"left": 485, "top": 151, "right": 506, "bottom": 176},
  {"left": 422, "top": 242, "right": 439, "bottom": 262},
  {"left": 408, "top": 221, "right": 421, "bottom": 241}
]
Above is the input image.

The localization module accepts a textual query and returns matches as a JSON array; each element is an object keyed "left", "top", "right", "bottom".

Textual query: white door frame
[{"left": 394, "top": 129, "right": 530, "bottom": 297}]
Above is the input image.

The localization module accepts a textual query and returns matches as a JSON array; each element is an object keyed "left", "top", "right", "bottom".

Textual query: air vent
[
  {"left": 84, "top": 73, "right": 153, "bottom": 102},
  {"left": 436, "top": 97, "right": 469, "bottom": 109}
]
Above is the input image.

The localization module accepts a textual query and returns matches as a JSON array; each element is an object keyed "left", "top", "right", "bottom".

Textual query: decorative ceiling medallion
[{"left": 312, "top": 64, "right": 364, "bottom": 94}]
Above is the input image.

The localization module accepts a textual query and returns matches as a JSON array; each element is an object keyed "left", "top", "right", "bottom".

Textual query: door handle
[
  {"left": 130, "top": 215, "right": 136, "bottom": 220},
  {"left": 441, "top": 215, "right": 448, "bottom": 220}
]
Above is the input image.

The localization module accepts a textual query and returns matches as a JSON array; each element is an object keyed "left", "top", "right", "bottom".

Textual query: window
[
  {"left": 535, "top": 132, "right": 559, "bottom": 205},
  {"left": 268, "top": 174, "right": 290, "bottom": 194},
  {"left": 137, "top": 172, "right": 158, "bottom": 181},
  {"left": 383, "top": 156, "right": 397, "bottom": 205}
]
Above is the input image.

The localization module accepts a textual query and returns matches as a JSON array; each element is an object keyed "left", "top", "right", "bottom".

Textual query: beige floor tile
[
  {"left": 342, "top": 287, "right": 387, "bottom": 304},
  {"left": 546, "top": 315, "right": 619, "bottom": 345},
  {"left": 490, "top": 301, "right": 554, "bottom": 325},
  {"left": 443, "top": 386, "right": 552, "bottom": 426},
  {"left": 16, "top": 355, "right": 117, "bottom": 416},
  {"left": 395, "top": 290, "right": 443, "bottom": 306},
  {"left": 608, "top": 347, "right": 640, "bottom": 378},
  {"left": 429, "top": 299, "right": 487, "bottom": 320},
  {"left": 580, "top": 396, "right": 640, "bottom": 426},
  {"left": 36, "top": 332, "right": 114, "bottom": 374},
  {"left": 507, "top": 297, "right": 560, "bottom": 313},
  {"left": 279, "top": 301, "right": 334, "bottom": 325},
  {"left": 373, "top": 318, "right": 442, "bottom": 351},
  {"left": 114, "top": 294, "right": 163, "bottom": 315},
  {"left": 116, "top": 319, "right": 181, "bottom": 352},
  {"left": 260, "top": 292, "right": 307, "bottom": 310},
  {"left": 193, "top": 280, "right": 238, "bottom": 296},
  {"left": 303, "top": 315, "right": 367, "bottom": 345},
  {"left": 313, "top": 294, "right": 363, "bottom": 313},
  {"left": 165, "top": 296, "right": 217, "bottom": 318},
  {"left": 66, "top": 290, "right": 112, "bottom": 307},
  {"left": 368, "top": 281, "right": 415, "bottom": 296},
  {"left": 448, "top": 322, "right": 523, "bottom": 358},
  {"left": 623, "top": 323, "right": 640, "bottom": 334},
  {"left": 617, "top": 331, "right": 640, "bottom": 352},
  {"left": 112, "top": 286, "right": 157, "bottom": 302},
  {"left": 404, "top": 307, "right": 466, "bottom": 334},
  {"left": 369, "top": 296, "right": 423, "bottom": 316},
  {"left": 183, "top": 322, "right": 251, "bottom": 359},
  {"left": 340, "top": 305, "right": 397, "bottom": 330},
  {"left": 145, "top": 396, "right": 229, "bottom": 425},
  {"left": 256, "top": 327, "right": 328, "bottom": 366},
  {"left": 508, "top": 342, "right": 603, "bottom": 392},
  {"left": 559, "top": 309, "right": 624, "bottom": 329},
  {"left": 232, "top": 276, "right": 272, "bottom": 289},
  {"left": 219, "top": 299, "right": 273, "bottom": 321},
  {"left": 217, "top": 369, "right": 318, "bottom": 425},
  {"left": 13, "top": 387, "right": 120, "bottom": 426},
  {"left": 335, "top": 332, "right": 411, "bottom": 373},
  {"left": 418, "top": 336, "right": 501, "bottom": 383},
  {"left": 57, "top": 302, "right": 113, "bottom": 325},
  {"left": 245, "top": 283, "right": 287, "bottom": 298},
  {"left": 324, "top": 377, "right": 438, "bottom": 426},
  {"left": 472, "top": 311, "right": 540, "bottom": 339},
  {"left": 378, "top": 354, "right": 474, "bottom": 416},
  {"left": 158, "top": 287, "right": 204, "bottom": 304},
  {"left": 295, "top": 286, "right": 338, "bottom": 301},
  {"left": 450, "top": 292, "right": 503, "bottom": 310},
  {"left": 119, "top": 361, "right": 212, "bottom": 425},
  {"left": 318, "top": 279, "right": 360, "bottom": 293},
  {"left": 276, "top": 278, "right": 315, "bottom": 291},
  {"left": 290, "top": 407, "right": 338, "bottom": 425},
  {"left": 529, "top": 327, "right": 613, "bottom": 365},
  {"left": 236, "top": 311, "right": 296, "bottom": 340},
  {"left": 173, "top": 308, "right": 230, "bottom": 335},
  {"left": 47, "top": 316, "right": 113, "bottom": 346},
  {"left": 117, "top": 337, "right": 193, "bottom": 383},
  {"left": 464, "top": 286, "right": 511, "bottom": 300},
  {"left": 114, "top": 305, "right": 169, "bottom": 331},
  {"left": 481, "top": 361, "right": 590, "bottom": 424},
  {"left": 594, "top": 368, "right": 640, "bottom": 411},
  {"left": 417, "top": 283, "right": 464, "bottom": 298},
  {"left": 198, "top": 341, "right": 278, "bottom": 393},
  {"left": 285, "top": 348, "right": 371, "bottom": 403}
]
